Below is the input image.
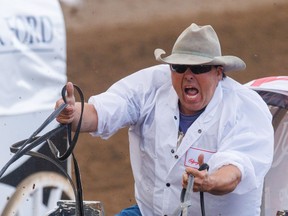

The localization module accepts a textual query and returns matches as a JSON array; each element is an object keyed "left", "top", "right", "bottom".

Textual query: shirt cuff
[{"left": 208, "top": 151, "right": 257, "bottom": 194}]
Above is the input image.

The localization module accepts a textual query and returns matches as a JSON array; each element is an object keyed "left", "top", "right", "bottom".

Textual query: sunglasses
[{"left": 170, "top": 64, "right": 213, "bottom": 74}]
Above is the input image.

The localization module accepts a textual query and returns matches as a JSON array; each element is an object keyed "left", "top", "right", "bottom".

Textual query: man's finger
[
  {"left": 198, "top": 153, "right": 204, "bottom": 166},
  {"left": 66, "top": 82, "right": 74, "bottom": 98}
]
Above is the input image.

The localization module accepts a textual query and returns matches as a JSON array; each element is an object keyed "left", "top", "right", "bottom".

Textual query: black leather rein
[{"left": 0, "top": 84, "right": 85, "bottom": 216}]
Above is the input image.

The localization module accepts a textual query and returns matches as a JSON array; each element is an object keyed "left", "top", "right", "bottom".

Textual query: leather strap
[
  {"left": 0, "top": 84, "right": 85, "bottom": 216},
  {"left": 172, "top": 163, "right": 209, "bottom": 216}
]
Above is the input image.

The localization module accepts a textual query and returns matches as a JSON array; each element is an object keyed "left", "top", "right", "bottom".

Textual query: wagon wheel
[{"left": 2, "top": 171, "right": 74, "bottom": 216}]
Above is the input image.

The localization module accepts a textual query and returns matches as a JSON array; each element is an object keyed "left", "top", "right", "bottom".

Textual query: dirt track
[{"left": 60, "top": 1, "right": 288, "bottom": 215}]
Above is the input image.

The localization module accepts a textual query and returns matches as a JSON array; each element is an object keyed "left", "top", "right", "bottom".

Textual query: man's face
[{"left": 171, "top": 65, "right": 223, "bottom": 115}]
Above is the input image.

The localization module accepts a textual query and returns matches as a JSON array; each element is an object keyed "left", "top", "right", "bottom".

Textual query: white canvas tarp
[
  {"left": 246, "top": 76, "right": 288, "bottom": 215},
  {"left": 0, "top": 0, "right": 67, "bottom": 116},
  {"left": 0, "top": 1, "right": 67, "bottom": 215}
]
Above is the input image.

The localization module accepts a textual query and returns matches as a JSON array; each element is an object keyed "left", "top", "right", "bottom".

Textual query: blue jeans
[{"left": 115, "top": 204, "right": 142, "bottom": 216}]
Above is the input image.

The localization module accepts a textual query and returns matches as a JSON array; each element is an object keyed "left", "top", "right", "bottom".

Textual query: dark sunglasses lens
[
  {"left": 189, "top": 65, "right": 212, "bottom": 74},
  {"left": 171, "top": 65, "right": 187, "bottom": 73}
]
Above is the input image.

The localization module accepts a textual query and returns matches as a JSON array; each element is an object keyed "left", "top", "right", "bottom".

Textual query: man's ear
[{"left": 216, "top": 66, "right": 224, "bottom": 80}]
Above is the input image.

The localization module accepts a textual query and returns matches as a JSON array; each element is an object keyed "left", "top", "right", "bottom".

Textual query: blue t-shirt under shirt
[{"left": 179, "top": 109, "right": 205, "bottom": 134}]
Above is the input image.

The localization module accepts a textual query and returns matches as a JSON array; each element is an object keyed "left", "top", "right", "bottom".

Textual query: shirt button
[
  {"left": 174, "top": 155, "right": 179, "bottom": 159},
  {"left": 198, "top": 129, "right": 202, "bottom": 133},
  {"left": 166, "top": 183, "right": 170, "bottom": 187},
  {"left": 171, "top": 149, "right": 175, "bottom": 154},
  {"left": 174, "top": 116, "right": 177, "bottom": 120}
]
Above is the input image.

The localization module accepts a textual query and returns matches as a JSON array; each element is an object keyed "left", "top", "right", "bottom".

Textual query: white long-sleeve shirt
[{"left": 89, "top": 64, "right": 274, "bottom": 216}]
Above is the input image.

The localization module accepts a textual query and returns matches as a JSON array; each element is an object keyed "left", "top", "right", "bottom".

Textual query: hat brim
[{"left": 154, "top": 48, "right": 246, "bottom": 72}]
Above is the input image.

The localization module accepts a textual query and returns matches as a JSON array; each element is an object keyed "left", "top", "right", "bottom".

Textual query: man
[{"left": 56, "top": 23, "right": 274, "bottom": 215}]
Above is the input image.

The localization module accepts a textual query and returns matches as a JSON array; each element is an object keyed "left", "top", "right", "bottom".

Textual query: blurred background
[{"left": 59, "top": 0, "right": 288, "bottom": 215}]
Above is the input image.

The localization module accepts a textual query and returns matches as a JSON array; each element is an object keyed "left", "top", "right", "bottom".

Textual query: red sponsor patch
[{"left": 184, "top": 147, "right": 216, "bottom": 169}]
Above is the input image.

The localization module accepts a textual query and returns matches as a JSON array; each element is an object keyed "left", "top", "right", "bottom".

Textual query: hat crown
[
  {"left": 154, "top": 23, "right": 246, "bottom": 72},
  {"left": 172, "top": 23, "right": 222, "bottom": 58}
]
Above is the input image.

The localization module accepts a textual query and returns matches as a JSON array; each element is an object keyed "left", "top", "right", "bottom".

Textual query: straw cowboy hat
[{"left": 154, "top": 23, "right": 246, "bottom": 72}]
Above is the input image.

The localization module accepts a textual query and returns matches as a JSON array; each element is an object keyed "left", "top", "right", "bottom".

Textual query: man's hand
[
  {"left": 182, "top": 153, "right": 241, "bottom": 195},
  {"left": 55, "top": 82, "right": 98, "bottom": 132},
  {"left": 182, "top": 154, "right": 210, "bottom": 192},
  {"left": 55, "top": 82, "right": 76, "bottom": 125}
]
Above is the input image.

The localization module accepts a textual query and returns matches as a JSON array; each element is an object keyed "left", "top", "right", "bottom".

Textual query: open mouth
[{"left": 185, "top": 87, "right": 199, "bottom": 97}]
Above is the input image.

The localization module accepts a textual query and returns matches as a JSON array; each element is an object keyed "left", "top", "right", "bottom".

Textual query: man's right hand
[{"left": 55, "top": 82, "right": 76, "bottom": 125}]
